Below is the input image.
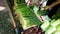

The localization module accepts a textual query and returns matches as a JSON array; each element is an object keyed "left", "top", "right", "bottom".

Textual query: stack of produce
[{"left": 41, "top": 19, "right": 60, "bottom": 34}]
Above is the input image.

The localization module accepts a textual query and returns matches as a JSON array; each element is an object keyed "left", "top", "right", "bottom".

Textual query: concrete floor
[{"left": 0, "top": 0, "right": 15, "bottom": 34}]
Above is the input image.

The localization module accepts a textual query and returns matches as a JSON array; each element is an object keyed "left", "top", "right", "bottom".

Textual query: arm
[
  {"left": 45, "top": 0, "right": 60, "bottom": 10},
  {"left": 49, "top": 0, "right": 60, "bottom": 8}
]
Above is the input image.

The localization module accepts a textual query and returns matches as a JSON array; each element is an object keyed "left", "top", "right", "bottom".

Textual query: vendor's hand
[{"left": 45, "top": 6, "right": 51, "bottom": 10}]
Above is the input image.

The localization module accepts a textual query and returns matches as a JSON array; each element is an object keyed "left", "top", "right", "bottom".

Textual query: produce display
[{"left": 14, "top": 0, "right": 60, "bottom": 34}]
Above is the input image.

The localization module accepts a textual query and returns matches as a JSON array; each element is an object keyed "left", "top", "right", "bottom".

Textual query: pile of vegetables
[
  {"left": 15, "top": 2, "right": 42, "bottom": 30},
  {"left": 15, "top": 0, "right": 60, "bottom": 34},
  {"left": 41, "top": 19, "right": 60, "bottom": 34}
]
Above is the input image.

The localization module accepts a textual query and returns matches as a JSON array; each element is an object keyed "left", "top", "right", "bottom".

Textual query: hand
[{"left": 44, "top": 6, "right": 51, "bottom": 10}]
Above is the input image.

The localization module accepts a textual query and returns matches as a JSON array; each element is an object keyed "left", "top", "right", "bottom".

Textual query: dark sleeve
[
  {"left": 46, "top": 0, "right": 56, "bottom": 6},
  {"left": 48, "top": 4, "right": 60, "bottom": 18}
]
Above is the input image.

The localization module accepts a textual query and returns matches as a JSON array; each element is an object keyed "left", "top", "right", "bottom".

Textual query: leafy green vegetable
[
  {"left": 50, "top": 19, "right": 60, "bottom": 27},
  {"left": 45, "top": 27, "right": 56, "bottom": 34},
  {"left": 41, "top": 21, "right": 50, "bottom": 31},
  {"left": 15, "top": 3, "right": 42, "bottom": 30},
  {"left": 56, "top": 25, "right": 60, "bottom": 31}
]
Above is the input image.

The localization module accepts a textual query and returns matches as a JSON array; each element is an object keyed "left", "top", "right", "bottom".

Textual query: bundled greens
[{"left": 15, "top": 3, "right": 42, "bottom": 30}]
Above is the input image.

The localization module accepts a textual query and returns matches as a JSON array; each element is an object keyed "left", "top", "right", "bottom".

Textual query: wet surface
[
  {"left": 0, "top": 11, "right": 15, "bottom": 34},
  {"left": 0, "top": 0, "right": 15, "bottom": 34}
]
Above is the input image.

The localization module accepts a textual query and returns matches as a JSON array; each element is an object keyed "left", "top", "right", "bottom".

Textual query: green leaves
[
  {"left": 37, "top": 10, "right": 48, "bottom": 16},
  {"left": 16, "top": 3, "right": 42, "bottom": 30}
]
